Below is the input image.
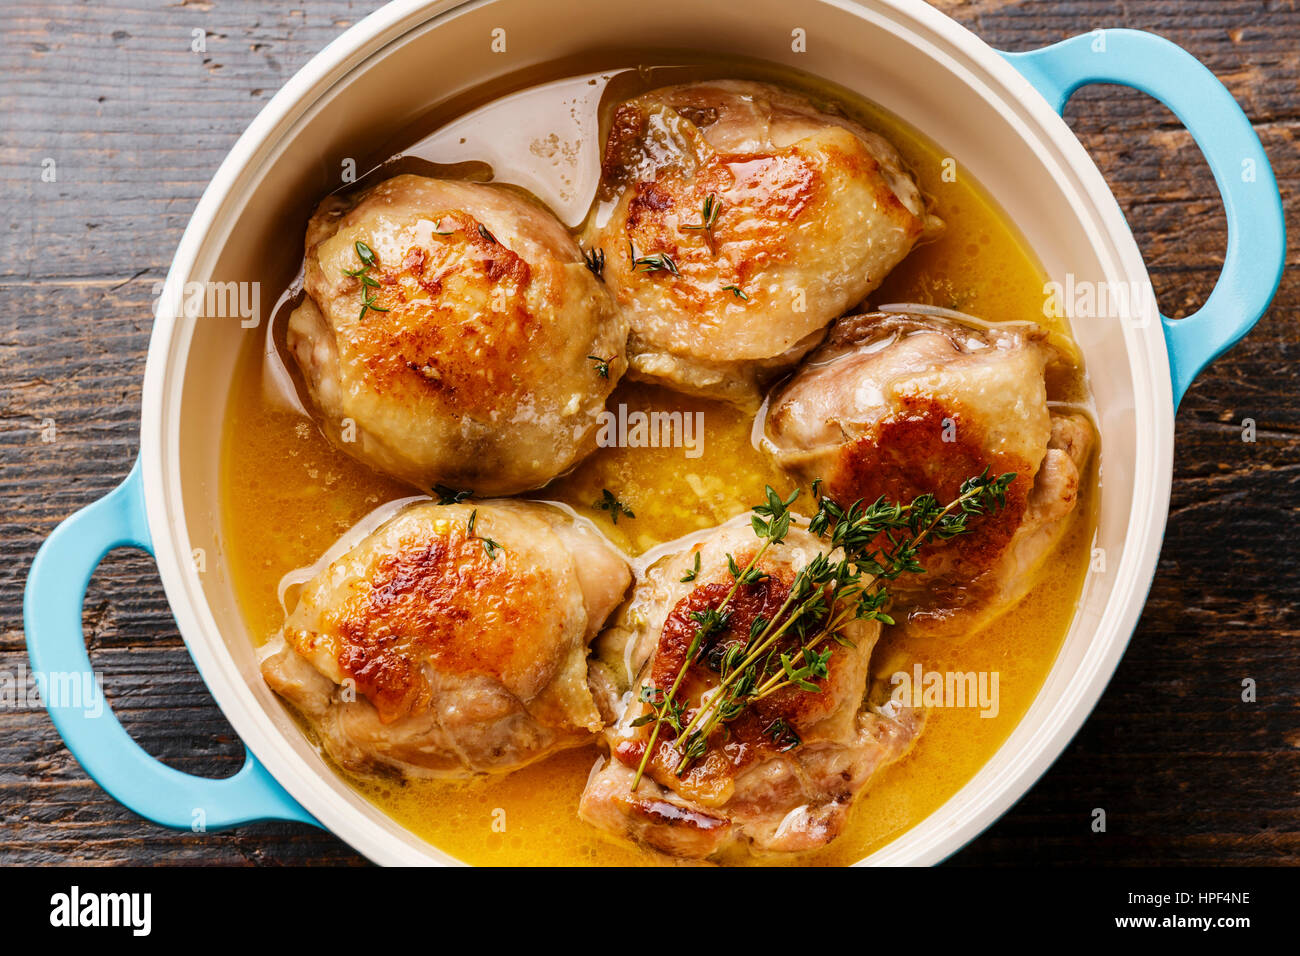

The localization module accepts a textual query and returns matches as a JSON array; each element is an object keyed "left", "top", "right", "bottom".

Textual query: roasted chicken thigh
[
  {"left": 288, "top": 173, "right": 627, "bottom": 496},
  {"left": 580, "top": 520, "right": 921, "bottom": 859},
  {"left": 261, "top": 499, "right": 631, "bottom": 778},
  {"left": 763, "top": 311, "right": 1093, "bottom": 634},
  {"left": 592, "top": 80, "right": 940, "bottom": 403}
]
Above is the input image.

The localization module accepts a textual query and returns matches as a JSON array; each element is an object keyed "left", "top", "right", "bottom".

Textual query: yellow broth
[{"left": 220, "top": 58, "right": 1096, "bottom": 866}]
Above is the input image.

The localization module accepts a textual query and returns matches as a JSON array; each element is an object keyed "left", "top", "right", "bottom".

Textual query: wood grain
[{"left": 0, "top": 0, "right": 1295, "bottom": 866}]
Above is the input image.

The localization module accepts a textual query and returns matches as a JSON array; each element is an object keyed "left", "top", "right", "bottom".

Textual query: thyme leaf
[
  {"left": 347, "top": 240, "right": 389, "bottom": 319},
  {"left": 637, "top": 469, "right": 1018, "bottom": 782},
  {"left": 682, "top": 194, "right": 722, "bottom": 252},
  {"left": 433, "top": 484, "right": 473, "bottom": 505},
  {"left": 633, "top": 252, "right": 679, "bottom": 276},
  {"left": 594, "top": 488, "right": 635, "bottom": 525},
  {"left": 464, "top": 507, "right": 503, "bottom": 561}
]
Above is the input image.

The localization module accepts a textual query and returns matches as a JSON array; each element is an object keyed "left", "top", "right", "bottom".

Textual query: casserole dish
[{"left": 24, "top": 0, "right": 1285, "bottom": 865}]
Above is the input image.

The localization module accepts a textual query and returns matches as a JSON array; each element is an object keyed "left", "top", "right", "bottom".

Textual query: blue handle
[
  {"left": 23, "top": 457, "right": 316, "bottom": 831},
  {"left": 1003, "top": 29, "right": 1286, "bottom": 407}
]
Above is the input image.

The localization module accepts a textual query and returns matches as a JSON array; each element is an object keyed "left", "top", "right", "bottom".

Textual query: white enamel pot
[{"left": 24, "top": 0, "right": 1286, "bottom": 865}]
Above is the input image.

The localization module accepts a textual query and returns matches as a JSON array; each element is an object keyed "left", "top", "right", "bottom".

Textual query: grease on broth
[{"left": 220, "top": 57, "right": 1096, "bottom": 866}]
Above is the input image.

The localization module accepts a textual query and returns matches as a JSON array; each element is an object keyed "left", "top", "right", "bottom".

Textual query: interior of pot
[{"left": 158, "top": 0, "right": 1170, "bottom": 864}]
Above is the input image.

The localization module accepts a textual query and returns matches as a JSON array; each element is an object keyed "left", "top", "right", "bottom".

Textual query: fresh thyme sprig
[
  {"left": 465, "top": 508, "right": 503, "bottom": 562},
  {"left": 629, "top": 685, "right": 685, "bottom": 733},
  {"left": 594, "top": 488, "right": 635, "bottom": 525},
  {"left": 681, "top": 194, "right": 722, "bottom": 253},
  {"left": 633, "top": 251, "right": 679, "bottom": 276},
  {"left": 763, "top": 716, "right": 801, "bottom": 752},
  {"left": 433, "top": 484, "right": 473, "bottom": 505},
  {"left": 630, "top": 470, "right": 1016, "bottom": 786},
  {"left": 343, "top": 240, "right": 390, "bottom": 320},
  {"left": 672, "top": 471, "right": 1015, "bottom": 770},
  {"left": 629, "top": 486, "right": 800, "bottom": 789}
]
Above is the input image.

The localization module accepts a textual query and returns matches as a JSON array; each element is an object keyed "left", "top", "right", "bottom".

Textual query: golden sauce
[{"left": 220, "top": 57, "right": 1096, "bottom": 866}]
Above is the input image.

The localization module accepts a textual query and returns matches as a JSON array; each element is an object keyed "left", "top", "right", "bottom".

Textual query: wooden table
[{"left": 1, "top": 0, "right": 1295, "bottom": 866}]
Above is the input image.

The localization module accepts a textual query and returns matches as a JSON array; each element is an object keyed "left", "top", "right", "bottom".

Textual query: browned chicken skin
[
  {"left": 580, "top": 521, "right": 921, "bottom": 859},
  {"left": 763, "top": 311, "right": 1093, "bottom": 634},
  {"left": 264, "top": 77, "right": 1095, "bottom": 863},
  {"left": 592, "top": 81, "right": 940, "bottom": 404},
  {"left": 261, "top": 500, "right": 631, "bottom": 778},
  {"left": 288, "top": 173, "right": 627, "bottom": 496}
]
